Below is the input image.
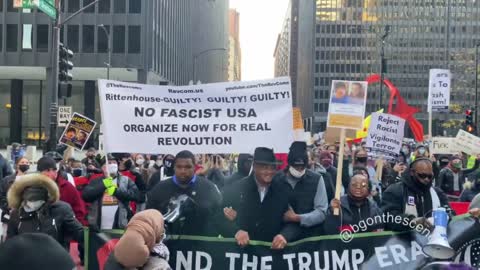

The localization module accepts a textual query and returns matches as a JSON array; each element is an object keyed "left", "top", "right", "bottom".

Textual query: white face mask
[
  {"left": 136, "top": 158, "right": 145, "bottom": 166},
  {"left": 289, "top": 167, "right": 306, "bottom": 178},
  {"left": 418, "top": 148, "right": 426, "bottom": 155},
  {"left": 24, "top": 200, "right": 46, "bottom": 212},
  {"left": 108, "top": 164, "right": 118, "bottom": 175},
  {"left": 156, "top": 160, "right": 163, "bottom": 167}
]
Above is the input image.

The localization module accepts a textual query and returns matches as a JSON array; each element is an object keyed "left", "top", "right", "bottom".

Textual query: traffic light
[
  {"left": 59, "top": 43, "right": 74, "bottom": 82},
  {"left": 465, "top": 109, "right": 476, "bottom": 133}
]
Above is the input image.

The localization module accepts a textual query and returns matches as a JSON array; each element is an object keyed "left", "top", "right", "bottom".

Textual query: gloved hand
[
  {"left": 103, "top": 177, "right": 114, "bottom": 188},
  {"left": 106, "top": 185, "right": 117, "bottom": 196}
]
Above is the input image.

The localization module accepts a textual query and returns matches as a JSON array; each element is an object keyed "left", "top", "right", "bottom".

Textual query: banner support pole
[{"left": 334, "top": 128, "right": 346, "bottom": 216}]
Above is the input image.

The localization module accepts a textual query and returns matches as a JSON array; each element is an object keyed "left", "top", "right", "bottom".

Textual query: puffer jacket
[
  {"left": 6, "top": 174, "right": 84, "bottom": 247},
  {"left": 82, "top": 174, "right": 141, "bottom": 230}
]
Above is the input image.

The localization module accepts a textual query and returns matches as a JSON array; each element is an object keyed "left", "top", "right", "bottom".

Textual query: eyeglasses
[
  {"left": 351, "top": 182, "right": 368, "bottom": 189},
  {"left": 415, "top": 173, "right": 433, "bottom": 179}
]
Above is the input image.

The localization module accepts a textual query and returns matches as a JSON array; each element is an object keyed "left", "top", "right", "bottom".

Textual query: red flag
[{"left": 366, "top": 74, "right": 424, "bottom": 142}]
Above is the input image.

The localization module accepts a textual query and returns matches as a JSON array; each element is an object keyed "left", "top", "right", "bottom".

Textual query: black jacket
[
  {"left": 0, "top": 154, "right": 13, "bottom": 181},
  {"left": 221, "top": 175, "right": 299, "bottom": 242},
  {"left": 82, "top": 175, "right": 142, "bottom": 230},
  {"left": 7, "top": 201, "right": 84, "bottom": 247},
  {"left": 224, "top": 155, "right": 252, "bottom": 187},
  {"left": 0, "top": 174, "right": 16, "bottom": 222},
  {"left": 437, "top": 160, "right": 480, "bottom": 194},
  {"left": 324, "top": 195, "right": 383, "bottom": 234},
  {"left": 146, "top": 176, "right": 222, "bottom": 236},
  {"left": 276, "top": 169, "right": 328, "bottom": 239},
  {"left": 381, "top": 173, "right": 450, "bottom": 231}
]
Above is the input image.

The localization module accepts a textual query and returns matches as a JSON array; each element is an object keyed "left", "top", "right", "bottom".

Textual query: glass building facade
[{"left": 312, "top": 0, "right": 480, "bottom": 136}]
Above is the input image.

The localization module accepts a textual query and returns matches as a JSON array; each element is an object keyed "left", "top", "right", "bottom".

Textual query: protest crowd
[{"left": 0, "top": 139, "right": 479, "bottom": 269}]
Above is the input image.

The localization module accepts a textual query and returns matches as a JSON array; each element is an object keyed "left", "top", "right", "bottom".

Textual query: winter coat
[
  {"left": 82, "top": 175, "right": 142, "bottom": 230},
  {"left": 221, "top": 175, "right": 299, "bottom": 242},
  {"left": 224, "top": 155, "right": 252, "bottom": 187},
  {"left": 104, "top": 253, "right": 171, "bottom": 270},
  {"left": 311, "top": 164, "right": 335, "bottom": 202},
  {"left": 381, "top": 173, "right": 449, "bottom": 232},
  {"left": 437, "top": 160, "right": 480, "bottom": 194},
  {"left": 0, "top": 174, "right": 16, "bottom": 222},
  {"left": 324, "top": 195, "right": 383, "bottom": 234},
  {"left": 206, "top": 168, "right": 226, "bottom": 189},
  {"left": 6, "top": 174, "right": 84, "bottom": 247},
  {"left": 146, "top": 176, "right": 222, "bottom": 236},
  {"left": 0, "top": 154, "right": 13, "bottom": 181},
  {"left": 56, "top": 174, "right": 88, "bottom": 226},
  {"left": 459, "top": 181, "right": 480, "bottom": 202}
]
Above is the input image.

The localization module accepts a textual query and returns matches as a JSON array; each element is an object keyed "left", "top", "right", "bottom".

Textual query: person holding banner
[
  {"left": 276, "top": 142, "right": 328, "bottom": 239},
  {"left": 381, "top": 158, "right": 450, "bottom": 231},
  {"left": 324, "top": 173, "right": 383, "bottom": 234},
  {"left": 221, "top": 147, "right": 298, "bottom": 249},
  {"left": 146, "top": 150, "right": 222, "bottom": 237},
  {"left": 82, "top": 154, "right": 142, "bottom": 230}
]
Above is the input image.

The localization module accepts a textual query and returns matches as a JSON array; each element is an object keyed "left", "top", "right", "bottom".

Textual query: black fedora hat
[{"left": 253, "top": 147, "right": 282, "bottom": 165}]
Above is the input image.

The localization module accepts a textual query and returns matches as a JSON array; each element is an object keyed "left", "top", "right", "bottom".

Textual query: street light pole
[
  {"left": 476, "top": 44, "right": 479, "bottom": 134},
  {"left": 193, "top": 48, "right": 227, "bottom": 83},
  {"left": 99, "top": 24, "right": 111, "bottom": 79},
  {"left": 379, "top": 25, "right": 390, "bottom": 110}
]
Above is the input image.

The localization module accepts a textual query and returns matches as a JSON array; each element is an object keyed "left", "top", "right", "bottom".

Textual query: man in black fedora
[
  {"left": 276, "top": 141, "right": 329, "bottom": 240},
  {"left": 221, "top": 147, "right": 299, "bottom": 249}
]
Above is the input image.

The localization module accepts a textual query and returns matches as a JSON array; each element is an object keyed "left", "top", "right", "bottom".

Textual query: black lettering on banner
[
  {"left": 240, "top": 123, "right": 272, "bottom": 131},
  {"left": 134, "top": 107, "right": 155, "bottom": 117},
  {"left": 226, "top": 108, "right": 257, "bottom": 118},
  {"left": 158, "top": 137, "right": 232, "bottom": 146}
]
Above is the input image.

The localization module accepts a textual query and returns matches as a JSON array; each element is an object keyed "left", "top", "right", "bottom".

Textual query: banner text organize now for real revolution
[{"left": 98, "top": 78, "right": 294, "bottom": 154}]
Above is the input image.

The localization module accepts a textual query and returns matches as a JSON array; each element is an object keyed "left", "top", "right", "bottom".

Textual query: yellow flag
[{"left": 354, "top": 109, "right": 384, "bottom": 139}]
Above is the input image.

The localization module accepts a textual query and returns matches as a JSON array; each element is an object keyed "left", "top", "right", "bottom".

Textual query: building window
[
  {"left": 67, "top": 25, "right": 79, "bottom": 52},
  {"left": 22, "top": 24, "right": 33, "bottom": 51},
  {"left": 113, "top": 25, "right": 125, "bottom": 53},
  {"left": 99, "top": 0, "right": 110, "bottom": 13},
  {"left": 0, "top": 0, "right": 3, "bottom": 12},
  {"left": 82, "top": 25, "right": 94, "bottom": 53},
  {"left": 37, "top": 24, "right": 49, "bottom": 52},
  {"left": 114, "top": 0, "right": 126, "bottom": 13},
  {"left": 128, "top": 26, "right": 140, "bottom": 53},
  {"left": 0, "top": 25, "right": 2, "bottom": 52},
  {"left": 7, "top": 24, "right": 18, "bottom": 52},
  {"left": 97, "top": 25, "right": 109, "bottom": 53},
  {"left": 68, "top": 0, "right": 80, "bottom": 13},
  {"left": 83, "top": 0, "right": 95, "bottom": 13},
  {"left": 129, "top": 0, "right": 141, "bottom": 13},
  {"left": 7, "top": 0, "right": 16, "bottom": 12}
]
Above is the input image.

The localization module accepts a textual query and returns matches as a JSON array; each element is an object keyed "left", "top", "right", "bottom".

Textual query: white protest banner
[
  {"left": 327, "top": 80, "right": 368, "bottom": 130},
  {"left": 454, "top": 130, "right": 480, "bottom": 156},
  {"left": 98, "top": 78, "right": 293, "bottom": 154},
  {"left": 431, "top": 137, "right": 456, "bottom": 155},
  {"left": 428, "top": 69, "right": 451, "bottom": 113},
  {"left": 365, "top": 113, "right": 405, "bottom": 160}
]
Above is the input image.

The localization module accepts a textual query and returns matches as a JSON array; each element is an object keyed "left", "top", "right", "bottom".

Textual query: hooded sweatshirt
[{"left": 224, "top": 154, "right": 253, "bottom": 187}]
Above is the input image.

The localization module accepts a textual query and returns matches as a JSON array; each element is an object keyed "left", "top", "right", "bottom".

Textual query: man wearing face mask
[
  {"left": 381, "top": 158, "right": 450, "bottom": 231},
  {"left": 437, "top": 155, "right": 480, "bottom": 196},
  {"left": 37, "top": 156, "right": 87, "bottom": 226},
  {"left": 82, "top": 154, "right": 142, "bottom": 230},
  {"left": 276, "top": 142, "right": 329, "bottom": 239},
  {"left": 82, "top": 147, "right": 102, "bottom": 172},
  {"left": 116, "top": 154, "right": 147, "bottom": 213},
  {"left": 224, "top": 154, "right": 254, "bottom": 187},
  {"left": 147, "top": 154, "right": 175, "bottom": 191},
  {"left": 6, "top": 174, "right": 84, "bottom": 247},
  {"left": 316, "top": 151, "right": 336, "bottom": 201}
]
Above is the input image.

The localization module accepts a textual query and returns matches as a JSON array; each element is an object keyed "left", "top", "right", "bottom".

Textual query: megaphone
[{"left": 423, "top": 208, "right": 455, "bottom": 260}]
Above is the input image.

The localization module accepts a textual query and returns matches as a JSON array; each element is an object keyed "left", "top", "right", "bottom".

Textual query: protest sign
[
  {"left": 365, "top": 113, "right": 405, "bottom": 160},
  {"left": 292, "top": 107, "right": 303, "bottom": 130},
  {"left": 327, "top": 80, "right": 368, "bottom": 130},
  {"left": 431, "top": 137, "right": 456, "bottom": 155},
  {"left": 324, "top": 127, "right": 355, "bottom": 144},
  {"left": 454, "top": 130, "right": 480, "bottom": 156},
  {"left": 428, "top": 69, "right": 451, "bottom": 113},
  {"left": 98, "top": 78, "right": 293, "bottom": 154},
  {"left": 59, "top": 112, "right": 97, "bottom": 151}
]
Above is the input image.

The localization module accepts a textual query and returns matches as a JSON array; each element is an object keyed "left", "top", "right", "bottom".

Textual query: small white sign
[
  {"left": 366, "top": 113, "right": 406, "bottom": 160},
  {"left": 431, "top": 137, "right": 456, "bottom": 155},
  {"left": 454, "top": 130, "right": 480, "bottom": 156},
  {"left": 428, "top": 69, "right": 451, "bottom": 113},
  {"left": 58, "top": 106, "right": 72, "bottom": 127}
]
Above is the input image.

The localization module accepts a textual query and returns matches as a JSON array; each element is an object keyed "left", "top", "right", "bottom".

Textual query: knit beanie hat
[
  {"left": 288, "top": 141, "right": 308, "bottom": 166},
  {"left": 0, "top": 233, "right": 75, "bottom": 270}
]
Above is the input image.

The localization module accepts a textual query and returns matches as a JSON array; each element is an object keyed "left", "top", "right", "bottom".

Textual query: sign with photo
[
  {"left": 327, "top": 80, "right": 368, "bottom": 130},
  {"left": 59, "top": 112, "right": 97, "bottom": 151}
]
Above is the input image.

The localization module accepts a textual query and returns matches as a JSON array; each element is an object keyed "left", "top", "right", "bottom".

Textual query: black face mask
[
  {"left": 18, "top": 164, "right": 30, "bottom": 173},
  {"left": 356, "top": 157, "right": 368, "bottom": 163},
  {"left": 72, "top": 168, "right": 83, "bottom": 177},
  {"left": 440, "top": 161, "right": 449, "bottom": 167}
]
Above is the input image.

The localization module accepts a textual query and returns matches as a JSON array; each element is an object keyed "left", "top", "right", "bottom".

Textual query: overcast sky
[{"left": 229, "top": 0, "right": 290, "bottom": 81}]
